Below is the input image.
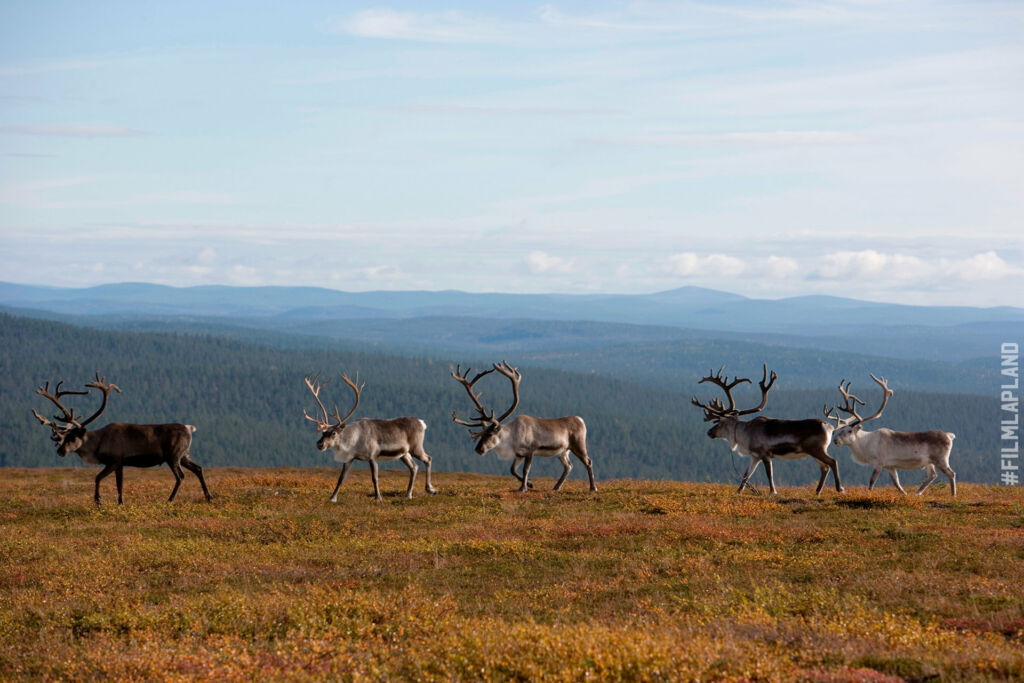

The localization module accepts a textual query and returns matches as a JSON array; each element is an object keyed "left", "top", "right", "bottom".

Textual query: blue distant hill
[{"left": 2, "top": 281, "right": 1020, "bottom": 329}]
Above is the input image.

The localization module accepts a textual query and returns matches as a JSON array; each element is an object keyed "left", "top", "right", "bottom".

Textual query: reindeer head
[
  {"left": 303, "top": 373, "right": 364, "bottom": 451},
  {"left": 451, "top": 361, "right": 521, "bottom": 455},
  {"left": 830, "top": 374, "right": 893, "bottom": 446},
  {"left": 32, "top": 374, "right": 120, "bottom": 456},
  {"left": 691, "top": 365, "right": 777, "bottom": 440}
]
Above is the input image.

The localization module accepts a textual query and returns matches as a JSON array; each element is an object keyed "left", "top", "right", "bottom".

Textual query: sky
[{"left": 1, "top": 1, "right": 1022, "bottom": 305}]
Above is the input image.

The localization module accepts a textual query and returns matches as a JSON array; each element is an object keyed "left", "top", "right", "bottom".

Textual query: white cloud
[
  {"left": 525, "top": 251, "right": 575, "bottom": 274},
  {"left": 225, "top": 265, "right": 261, "bottom": 286},
  {"left": 594, "top": 130, "right": 864, "bottom": 147},
  {"left": 667, "top": 253, "right": 746, "bottom": 278},
  {"left": 814, "top": 249, "right": 1020, "bottom": 284},
  {"left": 816, "top": 250, "right": 927, "bottom": 281},
  {"left": 756, "top": 255, "right": 801, "bottom": 279},
  {"left": 537, "top": 5, "right": 689, "bottom": 33},
  {"left": 0, "top": 60, "right": 103, "bottom": 76},
  {"left": 140, "top": 191, "right": 234, "bottom": 205},
  {"left": 0, "top": 124, "right": 149, "bottom": 138},
  {"left": 353, "top": 265, "right": 401, "bottom": 280},
  {"left": 0, "top": 178, "right": 233, "bottom": 209},
  {"left": 333, "top": 9, "right": 509, "bottom": 43},
  {"left": 197, "top": 247, "right": 217, "bottom": 265},
  {"left": 944, "top": 251, "right": 1016, "bottom": 281}
]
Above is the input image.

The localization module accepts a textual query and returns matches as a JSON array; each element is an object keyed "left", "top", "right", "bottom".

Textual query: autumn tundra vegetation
[{"left": 1, "top": 469, "right": 1022, "bottom": 680}]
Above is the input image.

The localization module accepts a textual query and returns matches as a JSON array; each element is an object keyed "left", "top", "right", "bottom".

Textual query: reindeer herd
[{"left": 31, "top": 363, "right": 956, "bottom": 505}]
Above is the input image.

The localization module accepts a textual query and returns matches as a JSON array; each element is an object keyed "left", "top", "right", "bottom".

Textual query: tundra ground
[{"left": 0, "top": 468, "right": 1022, "bottom": 681}]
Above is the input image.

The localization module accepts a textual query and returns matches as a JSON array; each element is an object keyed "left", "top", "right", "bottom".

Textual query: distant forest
[{"left": 0, "top": 314, "right": 1003, "bottom": 487}]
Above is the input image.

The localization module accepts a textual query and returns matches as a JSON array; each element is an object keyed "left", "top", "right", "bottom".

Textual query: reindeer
[
  {"left": 692, "top": 365, "right": 843, "bottom": 495},
  {"left": 829, "top": 375, "right": 956, "bottom": 496},
  {"left": 304, "top": 373, "right": 437, "bottom": 502},
  {"left": 451, "top": 361, "right": 596, "bottom": 493},
  {"left": 31, "top": 373, "right": 212, "bottom": 504}
]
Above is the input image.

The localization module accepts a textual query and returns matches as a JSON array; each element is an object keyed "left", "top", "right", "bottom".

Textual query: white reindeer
[{"left": 829, "top": 375, "right": 956, "bottom": 496}]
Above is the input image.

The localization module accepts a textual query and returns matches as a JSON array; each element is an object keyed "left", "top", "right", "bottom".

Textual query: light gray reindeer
[
  {"left": 304, "top": 373, "right": 437, "bottom": 502},
  {"left": 451, "top": 361, "right": 596, "bottom": 493},
  {"left": 829, "top": 375, "right": 956, "bottom": 496}
]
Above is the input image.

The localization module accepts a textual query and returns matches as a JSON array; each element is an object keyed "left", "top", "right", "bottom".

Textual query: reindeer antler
[
  {"left": 491, "top": 360, "right": 521, "bottom": 423},
  {"left": 35, "top": 380, "right": 88, "bottom": 426},
  {"left": 79, "top": 373, "right": 121, "bottom": 427},
  {"left": 735, "top": 364, "right": 777, "bottom": 416},
  {"left": 334, "top": 373, "right": 364, "bottom": 424},
  {"left": 304, "top": 372, "right": 364, "bottom": 429},
  {"left": 450, "top": 364, "right": 497, "bottom": 429},
  {"left": 834, "top": 375, "right": 893, "bottom": 428},
  {"left": 303, "top": 374, "right": 331, "bottom": 429},
  {"left": 692, "top": 365, "right": 776, "bottom": 422}
]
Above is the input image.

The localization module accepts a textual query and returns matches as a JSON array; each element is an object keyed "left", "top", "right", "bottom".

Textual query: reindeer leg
[
  {"left": 519, "top": 455, "right": 534, "bottom": 493},
  {"left": 510, "top": 457, "right": 532, "bottom": 489},
  {"left": 737, "top": 457, "right": 761, "bottom": 493},
  {"left": 369, "top": 459, "right": 383, "bottom": 502},
  {"left": 570, "top": 440, "right": 597, "bottom": 492},
  {"left": 813, "top": 462, "right": 829, "bottom": 495},
  {"left": 762, "top": 457, "right": 778, "bottom": 495},
  {"left": 810, "top": 449, "right": 843, "bottom": 495},
  {"left": 887, "top": 468, "right": 907, "bottom": 495},
  {"left": 180, "top": 456, "right": 212, "bottom": 501},
  {"left": 167, "top": 462, "right": 184, "bottom": 502},
  {"left": 329, "top": 462, "right": 350, "bottom": 502},
  {"left": 411, "top": 445, "right": 437, "bottom": 494},
  {"left": 94, "top": 466, "right": 115, "bottom": 505},
  {"left": 93, "top": 464, "right": 115, "bottom": 504},
  {"left": 554, "top": 452, "right": 572, "bottom": 491},
  {"left": 115, "top": 466, "right": 125, "bottom": 505},
  {"left": 938, "top": 463, "right": 956, "bottom": 497},
  {"left": 401, "top": 454, "right": 418, "bottom": 499},
  {"left": 916, "top": 465, "right": 938, "bottom": 495},
  {"left": 868, "top": 469, "right": 881, "bottom": 490}
]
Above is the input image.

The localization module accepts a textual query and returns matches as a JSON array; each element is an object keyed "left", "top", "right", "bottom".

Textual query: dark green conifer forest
[{"left": 1, "top": 314, "right": 1001, "bottom": 487}]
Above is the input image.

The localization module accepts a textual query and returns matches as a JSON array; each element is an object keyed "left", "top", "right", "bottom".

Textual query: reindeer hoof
[
  {"left": 329, "top": 497, "right": 338, "bottom": 504},
  {"left": 426, "top": 487, "right": 438, "bottom": 495}
]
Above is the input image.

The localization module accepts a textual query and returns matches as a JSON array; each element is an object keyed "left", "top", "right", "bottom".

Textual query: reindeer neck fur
[
  {"left": 835, "top": 426, "right": 885, "bottom": 466},
  {"left": 63, "top": 428, "right": 102, "bottom": 464}
]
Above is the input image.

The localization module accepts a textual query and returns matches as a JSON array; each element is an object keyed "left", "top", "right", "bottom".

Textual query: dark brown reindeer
[
  {"left": 692, "top": 365, "right": 843, "bottom": 495},
  {"left": 451, "top": 361, "right": 596, "bottom": 493},
  {"left": 304, "top": 373, "right": 437, "bottom": 502},
  {"left": 32, "top": 374, "right": 212, "bottom": 504}
]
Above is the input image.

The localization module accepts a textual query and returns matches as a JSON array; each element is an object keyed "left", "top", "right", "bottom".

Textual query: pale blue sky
[{"left": 1, "top": 1, "right": 1022, "bottom": 304}]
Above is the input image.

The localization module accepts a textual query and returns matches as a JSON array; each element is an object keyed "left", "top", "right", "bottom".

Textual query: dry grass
[{"left": 1, "top": 467, "right": 1022, "bottom": 681}]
